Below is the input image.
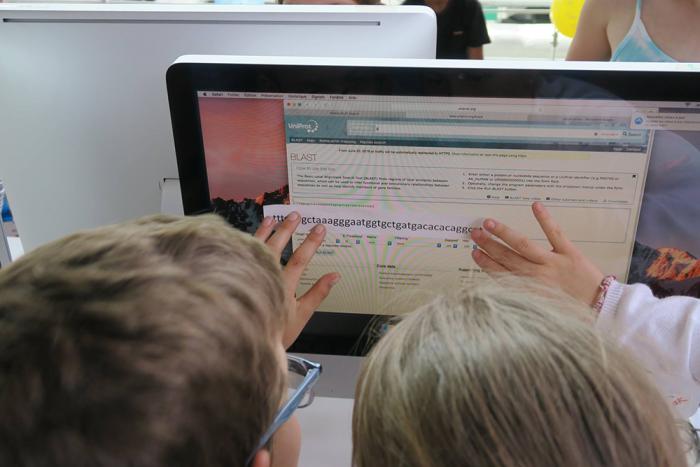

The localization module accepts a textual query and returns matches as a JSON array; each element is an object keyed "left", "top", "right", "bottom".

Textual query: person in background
[
  {"left": 470, "top": 202, "right": 700, "bottom": 419},
  {"left": 280, "top": 0, "right": 381, "bottom": 5},
  {"left": 353, "top": 281, "right": 688, "bottom": 467},
  {"left": 567, "top": 0, "right": 700, "bottom": 61},
  {"left": 402, "top": 0, "right": 490, "bottom": 59}
]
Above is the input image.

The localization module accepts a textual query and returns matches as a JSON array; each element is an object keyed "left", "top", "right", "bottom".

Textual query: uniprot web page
[{"left": 197, "top": 92, "right": 700, "bottom": 314}]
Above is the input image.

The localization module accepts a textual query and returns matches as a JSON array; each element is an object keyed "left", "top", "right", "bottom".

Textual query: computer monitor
[
  {"left": 168, "top": 56, "right": 700, "bottom": 366},
  {"left": 0, "top": 4, "right": 436, "bottom": 251}
]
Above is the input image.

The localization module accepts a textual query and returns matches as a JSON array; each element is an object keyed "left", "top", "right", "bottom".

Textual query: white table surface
[
  {"left": 297, "top": 396, "right": 354, "bottom": 467},
  {"left": 297, "top": 398, "right": 700, "bottom": 467}
]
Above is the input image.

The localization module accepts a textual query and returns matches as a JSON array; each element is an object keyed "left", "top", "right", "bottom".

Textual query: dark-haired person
[{"left": 403, "top": 0, "right": 490, "bottom": 59}]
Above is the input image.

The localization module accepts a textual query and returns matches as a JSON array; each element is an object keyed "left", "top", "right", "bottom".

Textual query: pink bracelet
[{"left": 593, "top": 275, "right": 616, "bottom": 313}]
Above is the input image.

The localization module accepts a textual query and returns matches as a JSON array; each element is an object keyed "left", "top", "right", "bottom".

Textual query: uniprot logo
[{"left": 287, "top": 119, "right": 319, "bottom": 134}]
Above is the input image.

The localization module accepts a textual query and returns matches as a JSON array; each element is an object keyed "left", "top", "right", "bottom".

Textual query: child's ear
[{"left": 251, "top": 449, "right": 271, "bottom": 467}]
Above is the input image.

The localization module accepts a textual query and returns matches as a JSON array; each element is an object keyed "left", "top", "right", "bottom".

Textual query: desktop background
[
  {"left": 199, "top": 97, "right": 289, "bottom": 235},
  {"left": 630, "top": 130, "right": 700, "bottom": 297}
]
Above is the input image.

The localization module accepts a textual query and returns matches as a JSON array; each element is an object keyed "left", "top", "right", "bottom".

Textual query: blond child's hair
[
  {"left": 0, "top": 214, "right": 286, "bottom": 467},
  {"left": 353, "top": 280, "right": 686, "bottom": 467}
]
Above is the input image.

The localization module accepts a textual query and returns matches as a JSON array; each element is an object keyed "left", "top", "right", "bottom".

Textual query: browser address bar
[{"left": 346, "top": 121, "right": 625, "bottom": 139}]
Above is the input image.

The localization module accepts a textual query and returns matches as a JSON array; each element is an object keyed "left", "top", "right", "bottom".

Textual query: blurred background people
[{"left": 281, "top": 0, "right": 382, "bottom": 5}]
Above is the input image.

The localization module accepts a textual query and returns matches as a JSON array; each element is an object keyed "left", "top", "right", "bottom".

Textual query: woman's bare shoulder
[
  {"left": 584, "top": 0, "right": 635, "bottom": 20},
  {"left": 566, "top": 0, "right": 636, "bottom": 60}
]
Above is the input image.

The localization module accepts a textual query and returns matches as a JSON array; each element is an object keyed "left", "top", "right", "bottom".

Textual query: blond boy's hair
[
  {"left": 0, "top": 214, "right": 286, "bottom": 467},
  {"left": 353, "top": 281, "right": 686, "bottom": 467}
]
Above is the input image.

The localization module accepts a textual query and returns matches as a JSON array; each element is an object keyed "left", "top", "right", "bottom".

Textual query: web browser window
[{"left": 197, "top": 91, "right": 700, "bottom": 314}]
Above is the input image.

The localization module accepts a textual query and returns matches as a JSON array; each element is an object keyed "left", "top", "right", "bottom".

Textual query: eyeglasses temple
[{"left": 245, "top": 366, "right": 321, "bottom": 465}]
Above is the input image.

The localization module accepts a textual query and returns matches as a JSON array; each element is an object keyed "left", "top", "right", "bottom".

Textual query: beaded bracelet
[{"left": 593, "top": 275, "right": 616, "bottom": 313}]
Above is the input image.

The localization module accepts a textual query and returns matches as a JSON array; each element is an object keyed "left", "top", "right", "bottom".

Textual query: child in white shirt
[{"left": 470, "top": 202, "right": 700, "bottom": 418}]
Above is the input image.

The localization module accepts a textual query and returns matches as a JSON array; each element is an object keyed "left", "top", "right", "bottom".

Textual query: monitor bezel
[{"left": 167, "top": 60, "right": 700, "bottom": 356}]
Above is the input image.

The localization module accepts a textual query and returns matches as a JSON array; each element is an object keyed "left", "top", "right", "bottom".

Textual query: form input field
[{"left": 346, "top": 120, "right": 625, "bottom": 140}]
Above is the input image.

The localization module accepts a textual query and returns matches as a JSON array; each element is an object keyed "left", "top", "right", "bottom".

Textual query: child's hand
[
  {"left": 255, "top": 212, "right": 340, "bottom": 348},
  {"left": 470, "top": 202, "right": 604, "bottom": 306}
]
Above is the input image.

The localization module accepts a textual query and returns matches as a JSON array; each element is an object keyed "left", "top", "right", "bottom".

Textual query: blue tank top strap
[{"left": 611, "top": 0, "right": 677, "bottom": 62}]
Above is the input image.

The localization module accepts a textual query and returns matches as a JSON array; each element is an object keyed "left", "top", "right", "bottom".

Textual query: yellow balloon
[{"left": 550, "top": 0, "right": 585, "bottom": 38}]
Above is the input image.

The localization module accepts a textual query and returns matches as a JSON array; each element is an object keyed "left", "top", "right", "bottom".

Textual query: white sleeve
[{"left": 595, "top": 281, "right": 700, "bottom": 418}]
